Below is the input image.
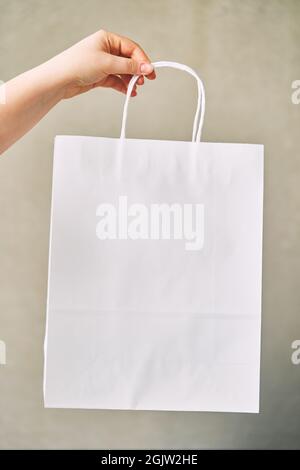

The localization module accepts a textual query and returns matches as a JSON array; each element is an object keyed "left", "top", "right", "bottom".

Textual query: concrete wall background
[{"left": 0, "top": 0, "right": 300, "bottom": 449}]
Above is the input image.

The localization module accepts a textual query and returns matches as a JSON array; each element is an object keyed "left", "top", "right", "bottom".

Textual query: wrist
[{"left": 38, "top": 54, "right": 73, "bottom": 102}]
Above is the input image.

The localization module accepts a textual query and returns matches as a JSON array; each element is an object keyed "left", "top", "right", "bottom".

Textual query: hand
[
  {"left": 52, "top": 29, "right": 156, "bottom": 99},
  {"left": 0, "top": 30, "right": 155, "bottom": 154}
]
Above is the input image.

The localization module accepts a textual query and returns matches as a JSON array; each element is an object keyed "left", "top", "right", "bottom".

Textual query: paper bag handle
[{"left": 120, "top": 61, "right": 206, "bottom": 143}]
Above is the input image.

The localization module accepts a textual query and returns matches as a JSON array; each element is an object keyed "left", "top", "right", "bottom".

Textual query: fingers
[
  {"left": 118, "top": 75, "right": 140, "bottom": 96},
  {"left": 104, "top": 31, "right": 156, "bottom": 80},
  {"left": 121, "top": 74, "right": 144, "bottom": 87},
  {"left": 103, "top": 52, "right": 153, "bottom": 77},
  {"left": 101, "top": 74, "right": 137, "bottom": 97}
]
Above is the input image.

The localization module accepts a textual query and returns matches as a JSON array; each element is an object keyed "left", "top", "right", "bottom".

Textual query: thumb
[{"left": 105, "top": 54, "right": 154, "bottom": 76}]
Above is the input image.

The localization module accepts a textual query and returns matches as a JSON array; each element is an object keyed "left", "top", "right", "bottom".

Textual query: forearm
[{"left": 0, "top": 57, "right": 68, "bottom": 154}]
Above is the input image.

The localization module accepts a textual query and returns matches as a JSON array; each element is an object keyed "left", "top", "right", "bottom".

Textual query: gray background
[{"left": 0, "top": 0, "right": 300, "bottom": 449}]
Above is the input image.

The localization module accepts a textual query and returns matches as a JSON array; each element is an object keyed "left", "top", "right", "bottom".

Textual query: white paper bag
[{"left": 44, "top": 61, "right": 263, "bottom": 412}]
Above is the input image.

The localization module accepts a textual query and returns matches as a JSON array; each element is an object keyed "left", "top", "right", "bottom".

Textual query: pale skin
[{"left": 0, "top": 30, "right": 156, "bottom": 154}]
